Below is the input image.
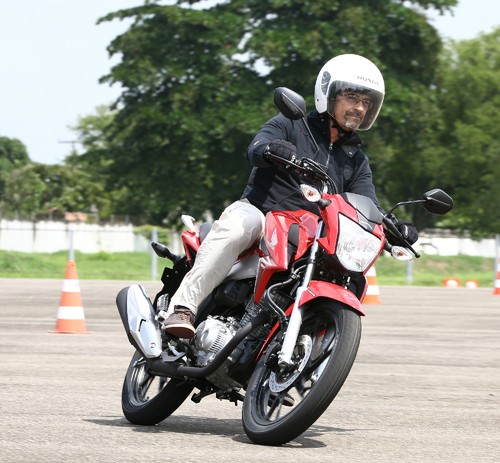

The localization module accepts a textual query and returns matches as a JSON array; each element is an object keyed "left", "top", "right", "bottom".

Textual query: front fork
[{"left": 277, "top": 221, "right": 324, "bottom": 368}]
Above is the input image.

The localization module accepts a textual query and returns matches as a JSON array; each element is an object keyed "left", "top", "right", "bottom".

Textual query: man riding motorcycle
[{"left": 163, "top": 53, "right": 418, "bottom": 339}]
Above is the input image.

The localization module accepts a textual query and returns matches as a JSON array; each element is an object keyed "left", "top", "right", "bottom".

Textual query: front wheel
[
  {"left": 242, "top": 299, "right": 362, "bottom": 445},
  {"left": 122, "top": 350, "right": 193, "bottom": 425}
]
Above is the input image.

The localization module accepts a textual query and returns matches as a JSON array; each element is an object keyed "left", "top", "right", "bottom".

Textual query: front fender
[{"left": 298, "top": 280, "right": 365, "bottom": 316}]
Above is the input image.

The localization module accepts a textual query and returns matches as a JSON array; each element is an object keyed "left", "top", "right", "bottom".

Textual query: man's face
[{"left": 333, "top": 91, "right": 373, "bottom": 131}]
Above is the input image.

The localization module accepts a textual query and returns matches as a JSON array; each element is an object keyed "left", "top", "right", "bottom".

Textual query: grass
[
  {"left": 0, "top": 250, "right": 152, "bottom": 280},
  {"left": 374, "top": 253, "right": 495, "bottom": 287},
  {"left": 0, "top": 250, "right": 496, "bottom": 287}
]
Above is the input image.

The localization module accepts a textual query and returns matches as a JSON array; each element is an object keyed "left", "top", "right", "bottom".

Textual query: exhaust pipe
[
  {"left": 147, "top": 310, "right": 269, "bottom": 379},
  {"left": 116, "top": 285, "right": 163, "bottom": 358},
  {"left": 116, "top": 285, "right": 270, "bottom": 379}
]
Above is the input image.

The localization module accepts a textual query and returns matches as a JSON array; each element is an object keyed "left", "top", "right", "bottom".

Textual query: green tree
[
  {"left": 2, "top": 158, "right": 113, "bottom": 222},
  {"left": 97, "top": 3, "right": 260, "bottom": 224},
  {"left": 92, "top": 0, "right": 457, "bottom": 225},
  {"left": 66, "top": 107, "right": 119, "bottom": 220},
  {"left": 0, "top": 136, "right": 31, "bottom": 208},
  {"left": 2, "top": 164, "right": 46, "bottom": 218},
  {"left": 430, "top": 28, "right": 500, "bottom": 236}
]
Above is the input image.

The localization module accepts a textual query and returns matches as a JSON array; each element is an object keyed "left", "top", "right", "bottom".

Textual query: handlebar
[
  {"left": 267, "top": 152, "right": 420, "bottom": 258},
  {"left": 265, "top": 152, "right": 338, "bottom": 194}
]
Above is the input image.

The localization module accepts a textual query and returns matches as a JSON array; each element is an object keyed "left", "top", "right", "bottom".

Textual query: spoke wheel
[
  {"left": 122, "top": 350, "right": 193, "bottom": 425},
  {"left": 242, "top": 299, "right": 362, "bottom": 445}
]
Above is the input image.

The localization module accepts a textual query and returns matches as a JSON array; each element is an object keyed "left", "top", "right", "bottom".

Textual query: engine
[
  {"left": 194, "top": 316, "right": 241, "bottom": 367},
  {"left": 193, "top": 316, "right": 246, "bottom": 394}
]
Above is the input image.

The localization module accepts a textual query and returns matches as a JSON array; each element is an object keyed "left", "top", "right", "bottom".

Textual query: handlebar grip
[
  {"left": 384, "top": 239, "right": 393, "bottom": 253},
  {"left": 317, "top": 198, "right": 332, "bottom": 210}
]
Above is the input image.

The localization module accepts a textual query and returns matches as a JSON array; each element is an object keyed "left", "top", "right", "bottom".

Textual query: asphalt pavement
[{"left": 0, "top": 278, "right": 499, "bottom": 462}]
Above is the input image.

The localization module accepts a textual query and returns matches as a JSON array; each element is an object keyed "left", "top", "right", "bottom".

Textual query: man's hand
[
  {"left": 265, "top": 139, "right": 298, "bottom": 163},
  {"left": 397, "top": 222, "right": 419, "bottom": 245}
]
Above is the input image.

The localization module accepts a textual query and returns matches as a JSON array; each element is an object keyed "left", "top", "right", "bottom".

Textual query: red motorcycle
[{"left": 116, "top": 88, "right": 453, "bottom": 446}]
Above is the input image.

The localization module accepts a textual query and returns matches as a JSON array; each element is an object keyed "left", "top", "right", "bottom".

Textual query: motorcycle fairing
[
  {"left": 342, "top": 192, "right": 385, "bottom": 230},
  {"left": 254, "top": 210, "right": 319, "bottom": 303},
  {"left": 264, "top": 210, "right": 319, "bottom": 266},
  {"left": 181, "top": 229, "right": 200, "bottom": 264},
  {"left": 317, "top": 194, "right": 385, "bottom": 273}
]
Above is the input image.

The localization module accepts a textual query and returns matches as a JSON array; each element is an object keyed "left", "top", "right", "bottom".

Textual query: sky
[{"left": 1, "top": 0, "right": 500, "bottom": 165}]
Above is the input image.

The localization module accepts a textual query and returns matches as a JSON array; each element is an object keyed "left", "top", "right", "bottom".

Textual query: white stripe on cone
[
  {"left": 366, "top": 267, "right": 376, "bottom": 276},
  {"left": 366, "top": 285, "right": 380, "bottom": 295},
  {"left": 57, "top": 306, "right": 85, "bottom": 320},
  {"left": 62, "top": 279, "right": 81, "bottom": 292}
]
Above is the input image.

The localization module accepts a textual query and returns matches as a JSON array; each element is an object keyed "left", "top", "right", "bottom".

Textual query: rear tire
[
  {"left": 242, "top": 299, "right": 361, "bottom": 445},
  {"left": 122, "top": 350, "right": 193, "bottom": 425}
]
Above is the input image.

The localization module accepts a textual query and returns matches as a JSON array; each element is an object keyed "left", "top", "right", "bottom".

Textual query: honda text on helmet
[{"left": 314, "top": 54, "right": 385, "bottom": 131}]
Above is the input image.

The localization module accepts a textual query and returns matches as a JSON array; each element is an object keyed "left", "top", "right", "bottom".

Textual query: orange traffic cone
[
  {"left": 50, "top": 260, "right": 91, "bottom": 334},
  {"left": 363, "top": 266, "right": 382, "bottom": 305},
  {"left": 494, "top": 258, "right": 500, "bottom": 296},
  {"left": 465, "top": 280, "right": 479, "bottom": 289},
  {"left": 443, "top": 278, "right": 461, "bottom": 288}
]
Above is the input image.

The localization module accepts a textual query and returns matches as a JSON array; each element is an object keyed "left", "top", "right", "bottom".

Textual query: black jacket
[{"left": 241, "top": 110, "right": 380, "bottom": 215}]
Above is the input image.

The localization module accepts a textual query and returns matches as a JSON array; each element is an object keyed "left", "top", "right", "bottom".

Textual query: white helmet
[{"left": 314, "top": 54, "right": 385, "bottom": 130}]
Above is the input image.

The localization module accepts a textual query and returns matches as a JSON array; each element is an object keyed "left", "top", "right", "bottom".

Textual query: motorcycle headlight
[{"left": 336, "top": 214, "right": 381, "bottom": 272}]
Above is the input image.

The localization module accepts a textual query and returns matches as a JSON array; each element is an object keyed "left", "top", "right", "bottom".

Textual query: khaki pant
[{"left": 169, "top": 199, "right": 265, "bottom": 314}]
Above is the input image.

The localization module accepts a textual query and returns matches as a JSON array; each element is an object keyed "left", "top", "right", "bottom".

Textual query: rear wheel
[
  {"left": 122, "top": 350, "right": 193, "bottom": 425},
  {"left": 242, "top": 299, "right": 362, "bottom": 445}
]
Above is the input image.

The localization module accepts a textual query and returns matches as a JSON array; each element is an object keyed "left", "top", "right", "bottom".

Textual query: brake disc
[{"left": 269, "top": 335, "right": 313, "bottom": 393}]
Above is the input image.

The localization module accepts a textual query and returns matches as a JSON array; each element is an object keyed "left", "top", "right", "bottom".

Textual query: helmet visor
[{"left": 327, "top": 81, "right": 384, "bottom": 130}]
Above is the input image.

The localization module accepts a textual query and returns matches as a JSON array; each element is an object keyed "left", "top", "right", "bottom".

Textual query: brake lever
[
  {"left": 265, "top": 152, "right": 301, "bottom": 168},
  {"left": 300, "top": 158, "right": 338, "bottom": 194},
  {"left": 266, "top": 153, "right": 336, "bottom": 193}
]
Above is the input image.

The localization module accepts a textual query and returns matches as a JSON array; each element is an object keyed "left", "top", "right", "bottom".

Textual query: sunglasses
[{"left": 338, "top": 92, "right": 373, "bottom": 110}]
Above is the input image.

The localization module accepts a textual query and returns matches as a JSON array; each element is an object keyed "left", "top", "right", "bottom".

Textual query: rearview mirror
[
  {"left": 422, "top": 189, "right": 453, "bottom": 215},
  {"left": 273, "top": 87, "right": 307, "bottom": 120}
]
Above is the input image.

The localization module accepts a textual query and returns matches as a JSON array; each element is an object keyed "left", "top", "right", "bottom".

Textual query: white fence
[
  {"left": 0, "top": 219, "right": 498, "bottom": 258},
  {"left": 416, "top": 229, "right": 498, "bottom": 258},
  {"left": 0, "top": 219, "right": 149, "bottom": 254}
]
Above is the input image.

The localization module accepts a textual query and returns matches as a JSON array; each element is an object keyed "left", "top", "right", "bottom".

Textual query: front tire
[
  {"left": 122, "top": 350, "right": 193, "bottom": 425},
  {"left": 242, "top": 299, "right": 362, "bottom": 445}
]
